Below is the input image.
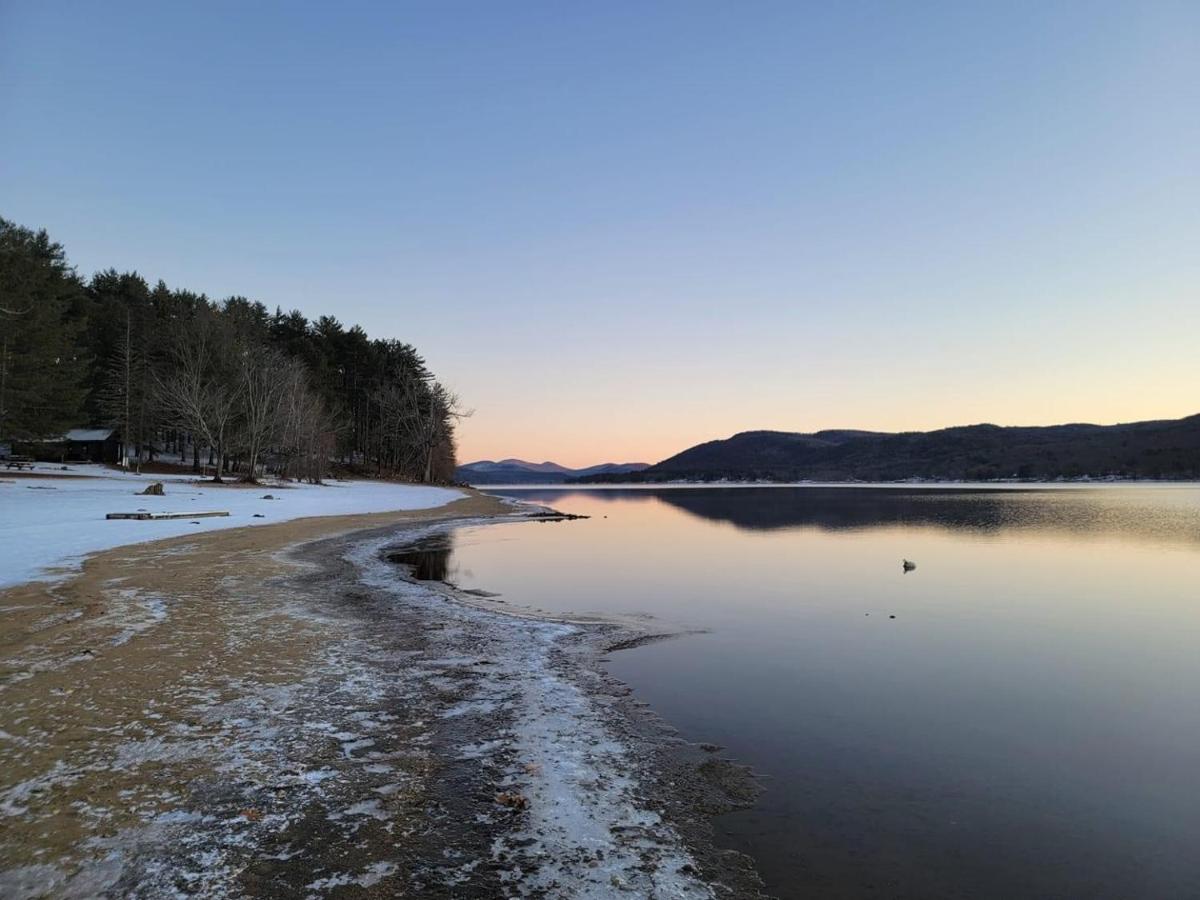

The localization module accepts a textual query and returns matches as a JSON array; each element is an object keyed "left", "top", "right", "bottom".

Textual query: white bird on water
[{"left": 902, "top": 559, "right": 916, "bottom": 572}]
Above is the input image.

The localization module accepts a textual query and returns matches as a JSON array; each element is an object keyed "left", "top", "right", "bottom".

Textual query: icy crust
[
  {"left": 0, "top": 512, "right": 733, "bottom": 898},
  {"left": 0, "top": 579, "right": 442, "bottom": 898},
  {"left": 349, "top": 525, "right": 716, "bottom": 898}
]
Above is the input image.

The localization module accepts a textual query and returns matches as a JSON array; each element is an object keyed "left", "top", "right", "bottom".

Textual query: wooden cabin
[{"left": 60, "top": 428, "right": 122, "bottom": 463}]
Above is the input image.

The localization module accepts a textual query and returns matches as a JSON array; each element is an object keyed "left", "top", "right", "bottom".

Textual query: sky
[{"left": 2, "top": 2, "right": 1197, "bottom": 467}]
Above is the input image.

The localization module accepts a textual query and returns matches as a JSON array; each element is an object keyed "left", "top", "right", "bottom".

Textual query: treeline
[
  {"left": 0, "top": 217, "right": 461, "bottom": 483},
  {"left": 595, "top": 418, "right": 1200, "bottom": 483}
]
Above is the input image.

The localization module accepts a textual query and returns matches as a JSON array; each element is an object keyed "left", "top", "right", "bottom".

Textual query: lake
[{"left": 438, "top": 485, "right": 1200, "bottom": 898}]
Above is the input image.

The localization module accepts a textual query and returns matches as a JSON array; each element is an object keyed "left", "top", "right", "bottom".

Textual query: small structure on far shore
[
  {"left": 62, "top": 428, "right": 122, "bottom": 463},
  {"left": 20, "top": 428, "right": 123, "bottom": 464}
]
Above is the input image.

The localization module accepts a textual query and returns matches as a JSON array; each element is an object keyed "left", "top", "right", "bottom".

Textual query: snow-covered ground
[{"left": 0, "top": 465, "right": 463, "bottom": 590}]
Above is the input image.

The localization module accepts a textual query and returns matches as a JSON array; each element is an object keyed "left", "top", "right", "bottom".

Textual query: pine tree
[
  {"left": 98, "top": 308, "right": 150, "bottom": 469},
  {"left": 0, "top": 219, "right": 88, "bottom": 442},
  {"left": 1, "top": 216, "right": 461, "bottom": 480}
]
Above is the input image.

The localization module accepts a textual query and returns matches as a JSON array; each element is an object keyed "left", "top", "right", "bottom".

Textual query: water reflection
[
  {"left": 460, "top": 485, "right": 1200, "bottom": 899},
  {"left": 500, "top": 485, "right": 1200, "bottom": 546},
  {"left": 387, "top": 534, "right": 453, "bottom": 581}
]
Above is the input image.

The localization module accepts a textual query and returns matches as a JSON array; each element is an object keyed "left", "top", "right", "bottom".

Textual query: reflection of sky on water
[
  {"left": 494, "top": 485, "right": 1200, "bottom": 546},
  {"left": 439, "top": 486, "right": 1200, "bottom": 899}
]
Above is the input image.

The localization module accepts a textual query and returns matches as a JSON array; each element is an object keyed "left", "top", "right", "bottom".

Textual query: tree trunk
[
  {"left": 123, "top": 313, "right": 131, "bottom": 470},
  {"left": 0, "top": 334, "right": 8, "bottom": 443}
]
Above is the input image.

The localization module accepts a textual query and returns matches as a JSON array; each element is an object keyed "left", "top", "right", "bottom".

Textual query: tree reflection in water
[{"left": 387, "top": 535, "right": 453, "bottom": 582}]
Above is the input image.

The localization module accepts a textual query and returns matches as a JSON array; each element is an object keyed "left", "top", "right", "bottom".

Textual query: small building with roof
[{"left": 58, "top": 428, "right": 122, "bottom": 463}]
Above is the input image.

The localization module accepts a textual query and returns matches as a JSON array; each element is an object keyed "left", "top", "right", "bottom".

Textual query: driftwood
[{"left": 106, "top": 511, "right": 229, "bottom": 520}]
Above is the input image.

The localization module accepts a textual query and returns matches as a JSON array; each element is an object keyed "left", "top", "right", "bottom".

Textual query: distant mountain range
[
  {"left": 455, "top": 459, "right": 650, "bottom": 485},
  {"left": 580, "top": 415, "right": 1200, "bottom": 483}
]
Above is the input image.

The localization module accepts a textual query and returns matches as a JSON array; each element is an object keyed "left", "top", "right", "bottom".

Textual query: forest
[
  {"left": 0, "top": 217, "right": 461, "bottom": 483},
  {"left": 585, "top": 418, "right": 1200, "bottom": 483}
]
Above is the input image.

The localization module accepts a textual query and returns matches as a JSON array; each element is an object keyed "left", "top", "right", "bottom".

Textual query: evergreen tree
[
  {"left": 0, "top": 219, "right": 88, "bottom": 442},
  {"left": 98, "top": 307, "right": 151, "bottom": 468},
  {"left": 82, "top": 269, "right": 151, "bottom": 423},
  {"left": 1, "top": 215, "right": 461, "bottom": 481}
]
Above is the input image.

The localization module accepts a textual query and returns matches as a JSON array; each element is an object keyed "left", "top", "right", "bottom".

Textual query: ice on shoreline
[
  {"left": 349, "top": 524, "right": 715, "bottom": 898},
  {"left": 1, "top": 500, "right": 722, "bottom": 897}
]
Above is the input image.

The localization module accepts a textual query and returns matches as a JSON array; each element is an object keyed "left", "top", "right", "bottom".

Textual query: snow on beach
[
  {"left": 0, "top": 476, "right": 746, "bottom": 895},
  {"left": 0, "top": 465, "right": 463, "bottom": 590}
]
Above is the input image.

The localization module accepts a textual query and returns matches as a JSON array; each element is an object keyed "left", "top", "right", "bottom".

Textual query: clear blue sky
[{"left": 3, "top": 1, "right": 1197, "bottom": 465}]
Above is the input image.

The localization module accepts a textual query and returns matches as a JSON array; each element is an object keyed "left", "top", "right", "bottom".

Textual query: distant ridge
[
  {"left": 581, "top": 415, "right": 1200, "bottom": 483},
  {"left": 456, "top": 459, "right": 649, "bottom": 485}
]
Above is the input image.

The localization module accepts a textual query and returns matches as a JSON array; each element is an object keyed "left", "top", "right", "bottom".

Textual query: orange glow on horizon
[{"left": 455, "top": 401, "right": 1200, "bottom": 470}]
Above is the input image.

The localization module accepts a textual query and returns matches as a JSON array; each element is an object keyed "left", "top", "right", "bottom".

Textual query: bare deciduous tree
[
  {"left": 155, "top": 312, "right": 243, "bottom": 482},
  {"left": 234, "top": 344, "right": 289, "bottom": 482},
  {"left": 273, "top": 358, "right": 337, "bottom": 483}
]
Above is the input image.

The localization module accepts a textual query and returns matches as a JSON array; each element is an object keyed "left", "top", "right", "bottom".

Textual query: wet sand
[{"left": 0, "top": 492, "right": 766, "bottom": 897}]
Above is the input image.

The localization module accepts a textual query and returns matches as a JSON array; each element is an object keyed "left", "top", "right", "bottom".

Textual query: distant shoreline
[{"left": 470, "top": 478, "right": 1200, "bottom": 490}]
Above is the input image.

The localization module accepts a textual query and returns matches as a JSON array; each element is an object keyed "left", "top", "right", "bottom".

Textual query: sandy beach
[{"left": 0, "top": 488, "right": 764, "bottom": 898}]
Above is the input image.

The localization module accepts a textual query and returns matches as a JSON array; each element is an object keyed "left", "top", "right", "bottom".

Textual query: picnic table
[{"left": 2, "top": 457, "right": 35, "bottom": 471}]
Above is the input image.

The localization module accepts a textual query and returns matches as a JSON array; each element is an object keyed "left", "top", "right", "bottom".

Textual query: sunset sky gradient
[{"left": 2, "top": 2, "right": 1197, "bottom": 467}]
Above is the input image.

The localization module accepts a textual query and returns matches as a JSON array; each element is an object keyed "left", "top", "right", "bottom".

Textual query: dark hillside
[{"left": 586, "top": 417, "right": 1200, "bottom": 482}]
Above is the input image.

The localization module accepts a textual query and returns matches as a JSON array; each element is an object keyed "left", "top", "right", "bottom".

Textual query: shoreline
[
  {"left": 465, "top": 479, "right": 1200, "bottom": 490},
  {"left": 0, "top": 467, "right": 464, "bottom": 591},
  {"left": 0, "top": 492, "right": 767, "bottom": 897}
]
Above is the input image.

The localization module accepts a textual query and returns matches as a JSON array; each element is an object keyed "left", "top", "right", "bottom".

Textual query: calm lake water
[{"left": 443, "top": 486, "right": 1200, "bottom": 898}]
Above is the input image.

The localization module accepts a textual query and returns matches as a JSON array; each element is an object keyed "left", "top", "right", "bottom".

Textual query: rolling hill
[
  {"left": 456, "top": 459, "right": 650, "bottom": 485},
  {"left": 581, "top": 415, "right": 1200, "bottom": 483}
]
